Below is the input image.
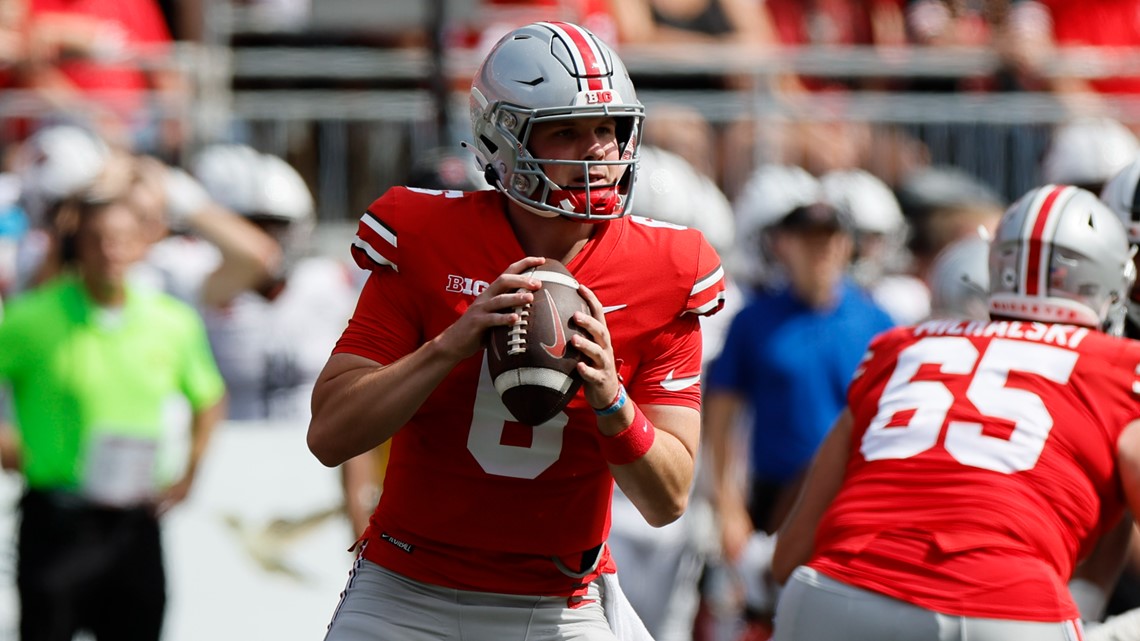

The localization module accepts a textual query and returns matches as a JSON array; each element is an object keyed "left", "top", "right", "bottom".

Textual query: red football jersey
[
  {"left": 337, "top": 187, "right": 725, "bottom": 596},
  {"left": 811, "top": 318, "right": 1140, "bottom": 621}
]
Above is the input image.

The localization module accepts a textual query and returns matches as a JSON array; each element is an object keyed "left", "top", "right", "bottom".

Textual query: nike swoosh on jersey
[
  {"left": 660, "top": 369, "right": 700, "bottom": 392},
  {"left": 601, "top": 304, "right": 628, "bottom": 314},
  {"left": 539, "top": 290, "right": 569, "bottom": 359}
]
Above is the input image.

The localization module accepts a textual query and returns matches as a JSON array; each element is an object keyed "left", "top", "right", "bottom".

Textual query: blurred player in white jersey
[{"left": 190, "top": 143, "right": 360, "bottom": 422}]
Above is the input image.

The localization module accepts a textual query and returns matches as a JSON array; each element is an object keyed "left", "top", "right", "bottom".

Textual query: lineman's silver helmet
[
  {"left": 989, "top": 185, "right": 1135, "bottom": 335},
  {"left": 469, "top": 21, "right": 644, "bottom": 221},
  {"left": 1098, "top": 154, "right": 1140, "bottom": 332},
  {"left": 928, "top": 235, "right": 990, "bottom": 321}
]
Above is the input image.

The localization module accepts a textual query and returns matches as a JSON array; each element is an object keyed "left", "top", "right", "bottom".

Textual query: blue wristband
[{"left": 594, "top": 385, "right": 627, "bottom": 416}]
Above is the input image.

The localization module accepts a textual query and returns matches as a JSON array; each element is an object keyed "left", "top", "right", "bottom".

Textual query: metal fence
[{"left": 5, "top": 17, "right": 1140, "bottom": 222}]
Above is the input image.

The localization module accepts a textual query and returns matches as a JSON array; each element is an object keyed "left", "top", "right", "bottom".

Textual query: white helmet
[
  {"left": 821, "top": 169, "right": 903, "bottom": 235},
  {"left": 1041, "top": 117, "right": 1139, "bottom": 189},
  {"left": 468, "top": 21, "right": 644, "bottom": 221},
  {"left": 731, "top": 164, "right": 822, "bottom": 285},
  {"left": 634, "top": 145, "right": 734, "bottom": 253},
  {"left": 1098, "top": 154, "right": 1140, "bottom": 333},
  {"left": 17, "top": 125, "right": 110, "bottom": 223},
  {"left": 190, "top": 144, "right": 314, "bottom": 223},
  {"left": 989, "top": 185, "right": 1135, "bottom": 335},
  {"left": 928, "top": 235, "right": 990, "bottom": 321},
  {"left": 820, "top": 168, "right": 909, "bottom": 285},
  {"left": 1099, "top": 154, "right": 1140, "bottom": 243},
  {"left": 192, "top": 144, "right": 315, "bottom": 269}
]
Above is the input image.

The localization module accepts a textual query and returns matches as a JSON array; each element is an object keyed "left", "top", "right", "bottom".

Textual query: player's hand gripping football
[
  {"left": 571, "top": 285, "right": 623, "bottom": 417},
  {"left": 434, "top": 256, "right": 545, "bottom": 361}
]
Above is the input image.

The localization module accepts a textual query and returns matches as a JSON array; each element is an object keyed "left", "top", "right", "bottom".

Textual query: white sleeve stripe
[
  {"left": 691, "top": 266, "right": 724, "bottom": 296},
  {"left": 352, "top": 237, "right": 398, "bottom": 272},
  {"left": 362, "top": 214, "right": 397, "bottom": 247},
  {"left": 686, "top": 291, "right": 726, "bottom": 315}
]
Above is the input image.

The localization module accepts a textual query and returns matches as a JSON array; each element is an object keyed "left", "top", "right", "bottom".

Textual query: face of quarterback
[{"left": 527, "top": 116, "right": 625, "bottom": 189}]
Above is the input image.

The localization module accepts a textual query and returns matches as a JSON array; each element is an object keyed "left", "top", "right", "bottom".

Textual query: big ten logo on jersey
[{"left": 446, "top": 275, "right": 489, "bottom": 296}]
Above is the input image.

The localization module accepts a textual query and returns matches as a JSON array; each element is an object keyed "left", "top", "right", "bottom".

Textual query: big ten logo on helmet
[
  {"left": 575, "top": 90, "right": 620, "bottom": 106},
  {"left": 446, "top": 274, "right": 489, "bottom": 296}
]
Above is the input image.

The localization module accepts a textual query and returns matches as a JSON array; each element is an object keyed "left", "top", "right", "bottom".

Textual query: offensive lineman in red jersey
[
  {"left": 771, "top": 184, "right": 1140, "bottom": 640},
  {"left": 306, "top": 21, "right": 726, "bottom": 641}
]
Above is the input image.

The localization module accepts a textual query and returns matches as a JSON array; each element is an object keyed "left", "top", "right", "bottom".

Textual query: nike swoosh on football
[
  {"left": 660, "top": 369, "right": 700, "bottom": 391},
  {"left": 539, "top": 290, "right": 569, "bottom": 359},
  {"left": 601, "top": 304, "right": 627, "bottom": 314}
]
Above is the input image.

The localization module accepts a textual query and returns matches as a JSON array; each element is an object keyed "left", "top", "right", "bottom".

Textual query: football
[{"left": 486, "top": 259, "right": 590, "bottom": 426}]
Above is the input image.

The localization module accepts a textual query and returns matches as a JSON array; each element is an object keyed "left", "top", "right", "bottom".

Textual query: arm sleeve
[
  {"left": 627, "top": 313, "right": 704, "bottom": 410},
  {"left": 333, "top": 269, "right": 421, "bottom": 366},
  {"left": 351, "top": 190, "right": 402, "bottom": 274},
  {"left": 683, "top": 232, "right": 726, "bottom": 317},
  {"left": 178, "top": 311, "right": 226, "bottom": 411}
]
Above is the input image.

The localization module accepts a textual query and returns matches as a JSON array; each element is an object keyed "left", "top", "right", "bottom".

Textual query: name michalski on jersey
[{"left": 915, "top": 319, "right": 1090, "bottom": 349}]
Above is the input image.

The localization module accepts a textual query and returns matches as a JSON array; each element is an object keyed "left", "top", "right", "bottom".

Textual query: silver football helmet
[
  {"left": 731, "top": 163, "right": 822, "bottom": 286},
  {"left": 820, "top": 168, "right": 909, "bottom": 287},
  {"left": 989, "top": 185, "right": 1135, "bottom": 335},
  {"left": 928, "top": 235, "right": 990, "bottom": 321},
  {"left": 17, "top": 124, "right": 110, "bottom": 224},
  {"left": 191, "top": 143, "right": 315, "bottom": 271},
  {"left": 1041, "top": 117, "right": 1139, "bottom": 190},
  {"left": 468, "top": 21, "right": 644, "bottom": 221},
  {"left": 1098, "top": 154, "right": 1140, "bottom": 333}
]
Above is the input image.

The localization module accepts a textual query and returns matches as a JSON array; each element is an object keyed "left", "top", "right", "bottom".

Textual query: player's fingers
[
  {"left": 486, "top": 311, "right": 522, "bottom": 328},
  {"left": 482, "top": 274, "right": 541, "bottom": 303},
  {"left": 571, "top": 331, "right": 605, "bottom": 365},
  {"left": 575, "top": 359, "right": 607, "bottom": 386},
  {"left": 506, "top": 255, "right": 546, "bottom": 274},
  {"left": 572, "top": 310, "right": 611, "bottom": 350},
  {"left": 577, "top": 284, "right": 604, "bottom": 320},
  {"left": 482, "top": 290, "right": 534, "bottom": 314}
]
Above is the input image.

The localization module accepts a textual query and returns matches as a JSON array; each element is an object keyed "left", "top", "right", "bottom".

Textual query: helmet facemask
[{"left": 481, "top": 104, "right": 641, "bottom": 222}]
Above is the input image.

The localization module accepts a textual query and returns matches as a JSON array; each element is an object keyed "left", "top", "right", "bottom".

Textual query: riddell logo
[
  {"left": 380, "top": 532, "right": 415, "bottom": 554},
  {"left": 446, "top": 275, "right": 489, "bottom": 296}
]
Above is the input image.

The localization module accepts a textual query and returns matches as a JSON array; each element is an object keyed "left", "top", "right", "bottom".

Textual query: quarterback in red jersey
[
  {"left": 771, "top": 184, "right": 1140, "bottom": 641},
  {"left": 307, "top": 21, "right": 725, "bottom": 641}
]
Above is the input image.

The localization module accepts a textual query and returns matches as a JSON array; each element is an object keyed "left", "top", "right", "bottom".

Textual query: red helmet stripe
[
  {"left": 543, "top": 21, "right": 605, "bottom": 92},
  {"left": 1024, "top": 185, "right": 1067, "bottom": 296}
]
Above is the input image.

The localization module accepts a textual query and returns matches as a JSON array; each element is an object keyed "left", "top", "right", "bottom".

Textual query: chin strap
[{"left": 546, "top": 186, "right": 621, "bottom": 217}]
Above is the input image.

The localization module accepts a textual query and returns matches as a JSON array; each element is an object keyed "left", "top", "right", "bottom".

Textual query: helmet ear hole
[{"left": 482, "top": 164, "right": 499, "bottom": 189}]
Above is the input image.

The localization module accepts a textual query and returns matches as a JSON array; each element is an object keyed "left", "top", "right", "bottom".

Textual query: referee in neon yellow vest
[{"left": 0, "top": 165, "right": 226, "bottom": 641}]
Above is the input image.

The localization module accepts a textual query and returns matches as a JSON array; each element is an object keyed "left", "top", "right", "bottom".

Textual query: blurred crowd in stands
[{"left": 0, "top": 0, "right": 1139, "bottom": 640}]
